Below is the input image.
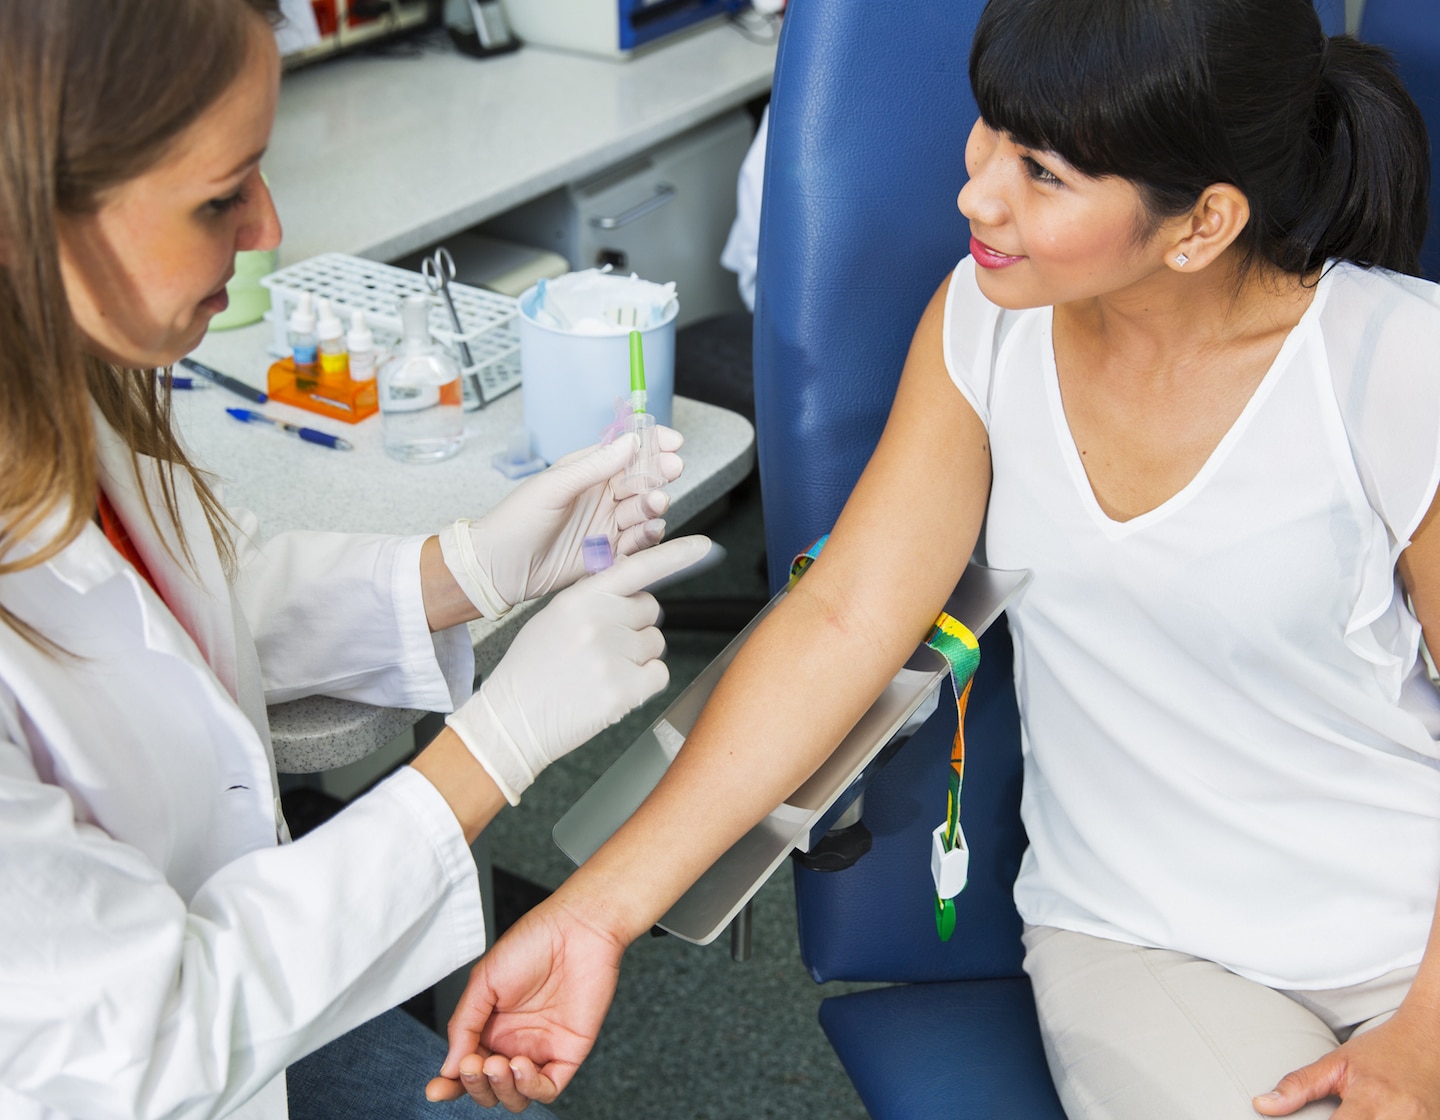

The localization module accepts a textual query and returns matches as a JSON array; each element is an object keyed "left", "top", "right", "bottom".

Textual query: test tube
[{"left": 623, "top": 411, "right": 664, "bottom": 493}]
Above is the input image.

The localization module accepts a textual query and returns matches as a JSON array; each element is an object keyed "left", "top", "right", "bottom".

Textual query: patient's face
[{"left": 957, "top": 119, "right": 1170, "bottom": 310}]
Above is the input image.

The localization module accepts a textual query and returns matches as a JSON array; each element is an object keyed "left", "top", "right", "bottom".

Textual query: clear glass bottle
[{"left": 378, "top": 294, "right": 464, "bottom": 463}]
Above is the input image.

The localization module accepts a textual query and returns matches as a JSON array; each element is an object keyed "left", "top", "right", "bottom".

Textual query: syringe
[{"left": 623, "top": 329, "right": 662, "bottom": 492}]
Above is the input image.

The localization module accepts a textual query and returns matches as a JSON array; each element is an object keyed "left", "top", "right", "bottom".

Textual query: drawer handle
[{"left": 590, "top": 183, "right": 677, "bottom": 230}]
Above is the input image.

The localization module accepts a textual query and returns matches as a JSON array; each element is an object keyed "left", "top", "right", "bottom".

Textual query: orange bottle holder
[{"left": 266, "top": 357, "right": 378, "bottom": 424}]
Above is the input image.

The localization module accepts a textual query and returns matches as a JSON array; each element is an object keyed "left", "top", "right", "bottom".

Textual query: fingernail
[{"left": 1256, "top": 1091, "right": 1281, "bottom": 1101}]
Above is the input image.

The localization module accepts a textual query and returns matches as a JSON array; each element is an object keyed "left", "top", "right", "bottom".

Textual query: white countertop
[
  {"left": 184, "top": 322, "right": 755, "bottom": 771},
  {"left": 266, "top": 22, "right": 777, "bottom": 265}
]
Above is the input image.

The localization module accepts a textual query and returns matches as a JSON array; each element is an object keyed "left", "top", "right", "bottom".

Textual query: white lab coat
[
  {"left": 719, "top": 104, "right": 767, "bottom": 313},
  {"left": 0, "top": 408, "right": 485, "bottom": 1119}
]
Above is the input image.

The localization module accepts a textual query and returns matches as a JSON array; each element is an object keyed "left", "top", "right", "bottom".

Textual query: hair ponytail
[{"left": 1285, "top": 35, "right": 1431, "bottom": 276}]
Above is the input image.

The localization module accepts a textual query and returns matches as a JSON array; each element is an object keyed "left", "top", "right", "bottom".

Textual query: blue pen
[
  {"left": 225, "top": 407, "right": 353, "bottom": 451},
  {"left": 161, "top": 374, "right": 210, "bottom": 390}
]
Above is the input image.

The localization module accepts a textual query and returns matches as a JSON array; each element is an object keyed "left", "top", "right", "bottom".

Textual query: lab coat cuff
[
  {"left": 393, "top": 535, "right": 476, "bottom": 714},
  {"left": 380, "top": 765, "right": 488, "bottom": 959}
]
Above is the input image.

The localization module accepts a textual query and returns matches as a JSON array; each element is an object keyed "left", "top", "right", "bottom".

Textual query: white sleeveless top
[{"left": 943, "top": 257, "right": 1440, "bottom": 989}]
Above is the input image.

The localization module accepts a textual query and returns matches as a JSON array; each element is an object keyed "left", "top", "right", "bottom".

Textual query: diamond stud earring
[{"left": 1175, "top": 252, "right": 1190, "bottom": 267}]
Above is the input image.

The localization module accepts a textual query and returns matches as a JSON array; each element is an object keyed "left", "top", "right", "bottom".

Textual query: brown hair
[{"left": 0, "top": 0, "right": 281, "bottom": 645}]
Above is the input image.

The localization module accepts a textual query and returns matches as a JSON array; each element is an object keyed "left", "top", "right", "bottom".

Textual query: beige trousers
[{"left": 1022, "top": 925, "right": 1417, "bottom": 1120}]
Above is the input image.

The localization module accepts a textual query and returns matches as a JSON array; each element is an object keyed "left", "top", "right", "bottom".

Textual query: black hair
[{"left": 969, "top": 0, "right": 1431, "bottom": 277}]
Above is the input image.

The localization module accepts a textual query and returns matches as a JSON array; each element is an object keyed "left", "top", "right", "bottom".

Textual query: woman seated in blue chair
[{"left": 433, "top": 1, "right": 1440, "bottom": 1116}]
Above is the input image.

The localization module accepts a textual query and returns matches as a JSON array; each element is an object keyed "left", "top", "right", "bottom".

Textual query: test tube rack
[{"left": 260, "top": 253, "right": 522, "bottom": 406}]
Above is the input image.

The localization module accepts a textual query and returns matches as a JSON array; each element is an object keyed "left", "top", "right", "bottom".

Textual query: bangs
[{"left": 969, "top": 0, "right": 1208, "bottom": 185}]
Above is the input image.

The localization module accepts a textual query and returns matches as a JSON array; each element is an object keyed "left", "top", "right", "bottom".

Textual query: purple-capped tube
[{"left": 582, "top": 534, "right": 614, "bottom": 574}]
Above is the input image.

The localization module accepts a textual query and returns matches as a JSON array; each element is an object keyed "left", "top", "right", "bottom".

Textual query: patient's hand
[
  {"left": 426, "top": 896, "right": 625, "bottom": 1111},
  {"left": 1253, "top": 1005, "right": 1440, "bottom": 1118}
]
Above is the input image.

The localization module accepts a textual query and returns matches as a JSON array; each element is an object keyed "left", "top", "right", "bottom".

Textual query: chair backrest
[
  {"left": 753, "top": 0, "right": 985, "bottom": 592},
  {"left": 1360, "top": 0, "right": 1440, "bottom": 281},
  {"left": 753, "top": 0, "right": 1011, "bottom": 984},
  {"left": 1316, "top": 0, "right": 1346, "bottom": 34}
]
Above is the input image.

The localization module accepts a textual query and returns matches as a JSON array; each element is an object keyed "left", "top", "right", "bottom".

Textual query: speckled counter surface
[
  {"left": 266, "top": 24, "right": 777, "bottom": 266},
  {"left": 182, "top": 322, "right": 755, "bottom": 772}
]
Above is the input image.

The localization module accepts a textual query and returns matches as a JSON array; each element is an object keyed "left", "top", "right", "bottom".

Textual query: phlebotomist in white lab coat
[{"left": 0, "top": 1, "right": 710, "bottom": 1117}]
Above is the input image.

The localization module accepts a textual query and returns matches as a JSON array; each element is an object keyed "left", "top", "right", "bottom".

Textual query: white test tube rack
[{"left": 260, "top": 252, "right": 524, "bottom": 404}]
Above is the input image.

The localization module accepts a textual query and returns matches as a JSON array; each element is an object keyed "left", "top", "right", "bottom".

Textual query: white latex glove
[
  {"left": 438, "top": 430, "right": 684, "bottom": 621},
  {"left": 446, "top": 534, "right": 712, "bottom": 804}
]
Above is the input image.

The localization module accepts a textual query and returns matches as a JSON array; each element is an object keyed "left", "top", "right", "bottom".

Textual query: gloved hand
[
  {"left": 438, "top": 430, "right": 684, "bottom": 621},
  {"left": 446, "top": 534, "right": 712, "bottom": 804}
]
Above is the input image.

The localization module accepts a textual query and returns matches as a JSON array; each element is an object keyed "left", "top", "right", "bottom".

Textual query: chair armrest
[{"left": 552, "top": 561, "right": 1030, "bottom": 945}]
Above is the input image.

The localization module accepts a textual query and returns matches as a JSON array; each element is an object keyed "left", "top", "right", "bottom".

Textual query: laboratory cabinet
[
  {"left": 504, "top": 0, "right": 749, "bottom": 58},
  {"left": 480, "top": 109, "right": 754, "bottom": 328}
]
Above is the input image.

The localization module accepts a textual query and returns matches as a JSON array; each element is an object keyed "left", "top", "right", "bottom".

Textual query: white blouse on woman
[{"left": 944, "top": 256, "right": 1440, "bottom": 989}]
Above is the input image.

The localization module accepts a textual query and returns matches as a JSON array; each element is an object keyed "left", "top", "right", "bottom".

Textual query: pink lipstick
[{"left": 970, "top": 235, "right": 1025, "bottom": 269}]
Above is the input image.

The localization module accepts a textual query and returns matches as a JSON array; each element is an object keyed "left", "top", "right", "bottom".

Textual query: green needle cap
[{"left": 629, "top": 330, "right": 646, "bottom": 393}]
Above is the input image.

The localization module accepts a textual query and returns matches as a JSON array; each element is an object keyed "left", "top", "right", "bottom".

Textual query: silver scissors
[{"left": 423, "top": 247, "right": 483, "bottom": 409}]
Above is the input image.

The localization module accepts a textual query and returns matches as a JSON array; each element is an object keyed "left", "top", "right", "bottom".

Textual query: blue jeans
[{"left": 287, "top": 1007, "right": 561, "bottom": 1119}]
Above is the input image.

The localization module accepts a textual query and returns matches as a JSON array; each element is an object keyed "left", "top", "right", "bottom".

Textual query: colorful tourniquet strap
[
  {"left": 789, "top": 536, "right": 981, "bottom": 942},
  {"left": 926, "top": 613, "right": 979, "bottom": 942}
]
